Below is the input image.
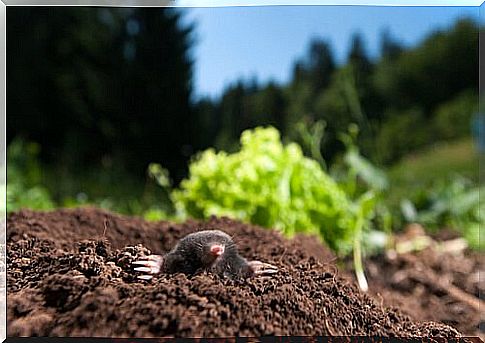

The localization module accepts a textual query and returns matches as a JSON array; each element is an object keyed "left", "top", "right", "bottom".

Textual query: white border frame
[
  {"left": 1, "top": 1, "right": 5, "bottom": 342},
  {"left": 1, "top": 0, "right": 483, "bottom": 5},
  {"left": 0, "top": 2, "right": 482, "bottom": 342}
]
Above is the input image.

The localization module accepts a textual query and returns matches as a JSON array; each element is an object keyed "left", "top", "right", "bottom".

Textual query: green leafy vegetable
[{"left": 172, "top": 126, "right": 361, "bottom": 255}]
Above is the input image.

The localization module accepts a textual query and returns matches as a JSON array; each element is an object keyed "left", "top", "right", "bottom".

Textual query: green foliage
[
  {"left": 376, "top": 108, "right": 430, "bottom": 164},
  {"left": 6, "top": 137, "right": 174, "bottom": 217},
  {"left": 294, "top": 119, "right": 327, "bottom": 169},
  {"left": 295, "top": 120, "right": 392, "bottom": 253},
  {"left": 143, "top": 207, "right": 171, "bottom": 222},
  {"left": 284, "top": 81, "right": 314, "bottom": 132},
  {"left": 379, "top": 28, "right": 404, "bottom": 61},
  {"left": 337, "top": 124, "right": 388, "bottom": 195},
  {"left": 333, "top": 124, "right": 392, "bottom": 256},
  {"left": 283, "top": 18, "right": 479, "bottom": 166},
  {"left": 433, "top": 89, "right": 478, "bottom": 140},
  {"left": 292, "top": 38, "right": 336, "bottom": 94},
  {"left": 172, "top": 126, "right": 365, "bottom": 255},
  {"left": 143, "top": 163, "right": 174, "bottom": 220},
  {"left": 7, "top": 138, "right": 55, "bottom": 212},
  {"left": 400, "top": 176, "right": 484, "bottom": 251},
  {"left": 373, "top": 18, "right": 478, "bottom": 114},
  {"left": 387, "top": 138, "right": 479, "bottom": 214},
  {"left": 148, "top": 163, "right": 172, "bottom": 189}
]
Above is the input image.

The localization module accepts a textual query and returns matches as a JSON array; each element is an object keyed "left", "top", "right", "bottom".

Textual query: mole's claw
[
  {"left": 137, "top": 275, "right": 154, "bottom": 281},
  {"left": 248, "top": 261, "right": 279, "bottom": 276},
  {"left": 132, "top": 260, "right": 146, "bottom": 265},
  {"left": 135, "top": 254, "right": 164, "bottom": 262},
  {"left": 132, "top": 260, "right": 160, "bottom": 268},
  {"left": 132, "top": 254, "right": 164, "bottom": 275}
]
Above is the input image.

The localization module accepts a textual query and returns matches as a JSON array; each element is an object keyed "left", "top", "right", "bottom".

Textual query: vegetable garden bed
[{"left": 6, "top": 207, "right": 480, "bottom": 339}]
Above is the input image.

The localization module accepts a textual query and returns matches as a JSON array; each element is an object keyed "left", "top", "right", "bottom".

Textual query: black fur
[{"left": 161, "top": 230, "right": 253, "bottom": 278}]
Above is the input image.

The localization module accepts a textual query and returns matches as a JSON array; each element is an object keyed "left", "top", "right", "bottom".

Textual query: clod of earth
[{"left": 6, "top": 207, "right": 469, "bottom": 338}]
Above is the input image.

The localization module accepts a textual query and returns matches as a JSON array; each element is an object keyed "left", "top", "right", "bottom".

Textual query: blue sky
[{"left": 179, "top": 6, "right": 479, "bottom": 100}]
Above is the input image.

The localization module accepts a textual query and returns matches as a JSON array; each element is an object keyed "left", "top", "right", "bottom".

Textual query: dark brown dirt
[
  {"left": 6, "top": 207, "right": 471, "bottom": 339},
  {"left": 354, "top": 246, "right": 484, "bottom": 341}
]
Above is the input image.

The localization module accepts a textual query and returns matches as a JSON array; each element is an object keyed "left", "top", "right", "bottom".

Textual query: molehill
[{"left": 7, "top": 207, "right": 465, "bottom": 338}]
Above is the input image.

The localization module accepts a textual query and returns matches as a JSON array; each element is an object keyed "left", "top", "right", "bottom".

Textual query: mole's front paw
[
  {"left": 132, "top": 254, "right": 164, "bottom": 280},
  {"left": 247, "top": 260, "right": 279, "bottom": 276}
]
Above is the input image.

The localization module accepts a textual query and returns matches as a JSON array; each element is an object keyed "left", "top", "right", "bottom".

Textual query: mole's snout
[{"left": 210, "top": 244, "right": 224, "bottom": 256}]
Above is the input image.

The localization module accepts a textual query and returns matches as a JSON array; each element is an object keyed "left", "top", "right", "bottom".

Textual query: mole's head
[{"left": 178, "top": 229, "right": 236, "bottom": 267}]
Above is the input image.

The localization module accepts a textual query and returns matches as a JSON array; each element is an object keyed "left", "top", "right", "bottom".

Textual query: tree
[
  {"left": 306, "top": 39, "right": 336, "bottom": 93},
  {"left": 214, "top": 80, "right": 258, "bottom": 151},
  {"left": 292, "top": 38, "right": 336, "bottom": 95},
  {"left": 380, "top": 28, "right": 404, "bottom": 61},
  {"left": 115, "top": 8, "right": 196, "bottom": 181},
  {"left": 373, "top": 18, "right": 478, "bottom": 115},
  {"left": 252, "top": 81, "right": 287, "bottom": 131},
  {"left": 348, "top": 33, "right": 372, "bottom": 76},
  {"left": 7, "top": 7, "right": 196, "bottom": 182}
]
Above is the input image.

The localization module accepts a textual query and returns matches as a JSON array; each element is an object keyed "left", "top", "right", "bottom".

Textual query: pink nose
[{"left": 210, "top": 244, "right": 224, "bottom": 256}]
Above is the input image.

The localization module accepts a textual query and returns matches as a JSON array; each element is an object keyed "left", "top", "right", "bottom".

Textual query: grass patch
[{"left": 386, "top": 137, "right": 479, "bottom": 208}]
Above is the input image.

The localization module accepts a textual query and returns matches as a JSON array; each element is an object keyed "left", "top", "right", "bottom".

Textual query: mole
[{"left": 132, "top": 229, "right": 278, "bottom": 280}]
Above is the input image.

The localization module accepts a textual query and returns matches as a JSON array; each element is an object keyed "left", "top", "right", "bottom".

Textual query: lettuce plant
[{"left": 172, "top": 126, "right": 362, "bottom": 256}]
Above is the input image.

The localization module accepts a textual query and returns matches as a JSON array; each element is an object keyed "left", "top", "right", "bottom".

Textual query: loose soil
[
  {"left": 6, "top": 207, "right": 479, "bottom": 339},
  {"left": 354, "top": 239, "right": 484, "bottom": 340}
]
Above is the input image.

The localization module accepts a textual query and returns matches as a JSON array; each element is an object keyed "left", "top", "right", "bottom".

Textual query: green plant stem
[{"left": 353, "top": 215, "right": 368, "bottom": 292}]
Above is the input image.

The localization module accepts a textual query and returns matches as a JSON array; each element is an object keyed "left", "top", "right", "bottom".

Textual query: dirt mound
[
  {"left": 360, "top": 246, "right": 484, "bottom": 340},
  {"left": 7, "top": 207, "right": 467, "bottom": 338}
]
